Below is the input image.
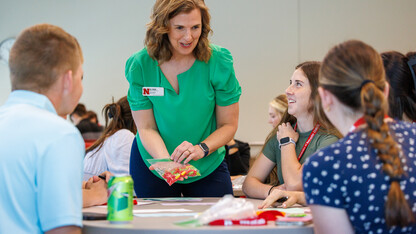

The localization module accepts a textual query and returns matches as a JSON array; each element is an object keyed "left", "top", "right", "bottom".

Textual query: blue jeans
[{"left": 129, "top": 137, "right": 233, "bottom": 197}]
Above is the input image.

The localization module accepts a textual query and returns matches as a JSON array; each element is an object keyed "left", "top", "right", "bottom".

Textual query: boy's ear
[{"left": 61, "top": 70, "right": 73, "bottom": 95}]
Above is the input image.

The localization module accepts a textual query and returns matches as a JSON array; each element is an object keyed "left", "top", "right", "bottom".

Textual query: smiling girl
[{"left": 243, "top": 61, "right": 340, "bottom": 204}]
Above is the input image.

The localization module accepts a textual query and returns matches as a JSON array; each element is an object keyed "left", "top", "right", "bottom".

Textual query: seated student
[
  {"left": 70, "top": 103, "right": 103, "bottom": 138},
  {"left": 86, "top": 110, "right": 102, "bottom": 126},
  {"left": 303, "top": 40, "right": 416, "bottom": 233},
  {"left": 70, "top": 103, "right": 87, "bottom": 125},
  {"left": 268, "top": 94, "right": 288, "bottom": 128},
  {"left": 381, "top": 51, "right": 416, "bottom": 122},
  {"left": 84, "top": 96, "right": 136, "bottom": 181},
  {"left": 243, "top": 61, "right": 340, "bottom": 201},
  {"left": 0, "top": 24, "right": 87, "bottom": 233},
  {"left": 226, "top": 95, "right": 287, "bottom": 179}
]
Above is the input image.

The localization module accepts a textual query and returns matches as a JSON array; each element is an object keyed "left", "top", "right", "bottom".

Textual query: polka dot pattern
[{"left": 303, "top": 121, "right": 416, "bottom": 233}]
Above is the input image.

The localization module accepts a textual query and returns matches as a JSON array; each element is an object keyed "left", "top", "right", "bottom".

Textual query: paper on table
[
  {"left": 161, "top": 202, "right": 216, "bottom": 206},
  {"left": 135, "top": 201, "right": 155, "bottom": 206},
  {"left": 134, "top": 213, "right": 199, "bottom": 217},
  {"left": 133, "top": 208, "right": 192, "bottom": 213},
  {"left": 143, "top": 198, "right": 203, "bottom": 202}
]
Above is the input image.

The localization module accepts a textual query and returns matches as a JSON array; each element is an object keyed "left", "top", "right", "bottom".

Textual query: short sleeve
[
  {"left": 209, "top": 45, "right": 242, "bottom": 106},
  {"left": 316, "top": 133, "right": 339, "bottom": 149},
  {"left": 37, "top": 131, "right": 84, "bottom": 231},
  {"left": 262, "top": 137, "right": 279, "bottom": 164},
  {"left": 106, "top": 130, "right": 135, "bottom": 176},
  {"left": 125, "top": 53, "right": 153, "bottom": 111},
  {"left": 303, "top": 148, "right": 345, "bottom": 209}
]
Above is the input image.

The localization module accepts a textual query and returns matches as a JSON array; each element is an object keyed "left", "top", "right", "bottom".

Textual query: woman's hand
[
  {"left": 276, "top": 122, "right": 299, "bottom": 142},
  {"left": 170, "top": 141, "right": 204, "bottom": 164},
  {"left": 258, "top": 189, "right": 306, "bottom": 209}
]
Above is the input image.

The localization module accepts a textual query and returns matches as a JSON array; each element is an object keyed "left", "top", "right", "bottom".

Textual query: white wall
[{"left": 1, "top": 0, "right": 416, "bottom": 143}]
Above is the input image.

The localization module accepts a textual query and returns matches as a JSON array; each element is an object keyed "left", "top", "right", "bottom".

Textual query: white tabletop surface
[{"left": 82, "top": 197, "right": 314, "bottom": 234}]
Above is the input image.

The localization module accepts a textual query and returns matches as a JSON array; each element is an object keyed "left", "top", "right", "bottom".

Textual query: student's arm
[
  {"left": 171, "top": 103, "right": 239, "bottom": 164},
  {"left": 132, "top": 109, "right": 170, "bottom": 159},
  {"left": 280, "top": 142, "right": 303, "bottom": 191},
  {"left": 277, "top": 123, "right": 302, "bottom": 191},
  {"left": 45, "top": 226, "right": 81, "bottom": 234},
  {"left": 310, "top": 205, "right": 354, "bottom": 234},
  {"left": 242, "top": 153, "right": 276, "bottom": 199},
  {"left": 82, "top": 177, "right": 107, "bottom": 208}
]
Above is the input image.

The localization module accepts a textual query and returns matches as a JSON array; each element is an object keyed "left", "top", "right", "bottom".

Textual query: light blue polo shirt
[{"left": 0, "top": 90, "right": 84, "bottom": 233}]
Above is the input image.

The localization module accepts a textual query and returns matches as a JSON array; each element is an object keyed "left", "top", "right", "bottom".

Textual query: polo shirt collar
[{"left": 6, "top": 90, "right": 57, "bottom": 115}]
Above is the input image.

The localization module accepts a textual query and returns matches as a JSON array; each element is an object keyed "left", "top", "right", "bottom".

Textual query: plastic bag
[
  {"left": 196, "top": 195, "right": 257, "bottom": 225},
  {"left": 147, "top": 158, "right": 201, "bottom": 186},
  {"left": 174, "top": 195, "right": 280, "bottom": 227}
]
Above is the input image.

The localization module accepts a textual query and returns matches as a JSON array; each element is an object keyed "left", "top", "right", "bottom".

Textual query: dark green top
[{"left": 263, "top": 127, "right": 339, "bottom": 185}]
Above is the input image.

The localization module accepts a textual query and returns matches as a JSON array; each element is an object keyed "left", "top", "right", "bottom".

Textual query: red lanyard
[
  {"left": 293, "top": 122, "right": 320, "bottom": 161},
  {"left": 352, "top": 116, "right": 366, "bottom": 129},
  {"left": 350, "top": 115, "right": 389, "bottom": 132}
]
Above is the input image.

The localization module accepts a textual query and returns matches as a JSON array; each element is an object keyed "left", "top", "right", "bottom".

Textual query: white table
[{"left": 82, "top": 197, "right": 313, "bottom": 234}]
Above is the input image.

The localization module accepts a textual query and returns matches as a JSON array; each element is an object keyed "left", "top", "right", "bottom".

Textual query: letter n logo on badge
[{"left": 143, "top": 88, "right": 150, "bottom": 95}]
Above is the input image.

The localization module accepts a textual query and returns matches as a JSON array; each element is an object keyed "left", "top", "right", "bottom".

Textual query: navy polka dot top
[{"left": 303, "top": 121, "right": 416, "bottom": 233}]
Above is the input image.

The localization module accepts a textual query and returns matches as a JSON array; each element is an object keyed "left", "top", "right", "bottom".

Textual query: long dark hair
[
  {"left": 86, "top": 96, "right": 136, "bottom": 155},
  {"left": 381, "top": 51, "right": 416, "bottom": 121}
]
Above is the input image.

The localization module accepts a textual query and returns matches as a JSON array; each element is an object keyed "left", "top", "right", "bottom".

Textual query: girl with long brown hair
[
  {"left": 83, "top": 96, "right": 136, "bottom": 180},
  {"left": 243, "top": 61, "right": 340, "bottom": 204},
  {"left": 303, "top": 40, "right": 416, "bottom": 233}
]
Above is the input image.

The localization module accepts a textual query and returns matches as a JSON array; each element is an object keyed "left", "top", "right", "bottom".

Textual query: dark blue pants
[{"left": 129, "top": 137, "right": 233, "bottom": 197}]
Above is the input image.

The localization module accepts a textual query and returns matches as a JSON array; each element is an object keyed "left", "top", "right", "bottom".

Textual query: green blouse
[{"left": 125, "top": 44, "right": 241, "bottom": 183}]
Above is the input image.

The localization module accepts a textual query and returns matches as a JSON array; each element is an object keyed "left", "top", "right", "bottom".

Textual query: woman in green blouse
[{"left": 125, "top": 0, "right": 241, "bottom": 197}]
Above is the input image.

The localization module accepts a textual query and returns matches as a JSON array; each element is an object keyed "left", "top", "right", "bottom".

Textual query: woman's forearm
[
  {"left": 202, "top": 103, "right": 239, "bottom": 154},
  {"left": 280, "top": 144, "right": 303, "bottom": 191},
  {"left": 132, "top": 109, "right": 170, "bottom": 159},
  {"left": 203, "top": 123, "right": 237, "bottom": 154},
  {"left": 138, "top": 128, "right": 170, "bottom": 159},
  {"left": 243, "top": 175, "right": 273, "bottom": 199},
  {"left": 242, "top": 154, "right": 277, "bottom": 199}
]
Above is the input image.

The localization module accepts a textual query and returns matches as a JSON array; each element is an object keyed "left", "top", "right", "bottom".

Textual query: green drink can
[{"left": 107, "top": 175, "right": 134, "bottom": 223}]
